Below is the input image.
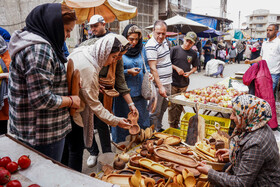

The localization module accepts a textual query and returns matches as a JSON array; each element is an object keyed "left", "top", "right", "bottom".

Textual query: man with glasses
[
  {"left": 81, "top": 15, "right": 137, "bottom": 167},
  {"left": 245, "top": 24, "right": 280, "bottom": 92},
  {"left": 145, "top": 20, "right": 172, "bottom": 132}
]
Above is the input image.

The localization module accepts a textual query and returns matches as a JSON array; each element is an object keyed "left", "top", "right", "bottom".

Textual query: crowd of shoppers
[{"left": 1, "top": 3, "right": 279, "bottom": 179}]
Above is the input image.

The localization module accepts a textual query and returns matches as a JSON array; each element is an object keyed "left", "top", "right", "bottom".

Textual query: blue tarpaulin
[
  {"left": 186, "top": 13, "right": 217, "bottom": 29},
  {"left": 197, "top": 28, "right": 224, "bottom": 38}
]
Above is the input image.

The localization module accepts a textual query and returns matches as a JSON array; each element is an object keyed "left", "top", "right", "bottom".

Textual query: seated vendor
[{"left": 197, "top": 94, "right": 280, "bottom": 186}]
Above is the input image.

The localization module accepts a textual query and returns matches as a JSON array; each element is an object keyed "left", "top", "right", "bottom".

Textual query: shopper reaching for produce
[{"left": 197, "top": 94, "right": 280, "bottom": 186}]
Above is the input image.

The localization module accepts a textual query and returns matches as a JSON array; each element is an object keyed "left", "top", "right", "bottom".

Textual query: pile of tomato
[{"left": 0, "top": 155, "right": 39, "bottom": 187}]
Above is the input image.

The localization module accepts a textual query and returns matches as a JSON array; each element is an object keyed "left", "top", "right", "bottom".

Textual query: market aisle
[{"left": 81, "top": 61, "right": 250, "bottom": 175}]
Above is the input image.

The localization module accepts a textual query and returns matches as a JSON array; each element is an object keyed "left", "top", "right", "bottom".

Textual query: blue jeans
[
  {"left": 112, "top": 96, "right": 150, "bottom": 143},
  {"left": 211, "top": 64, "right": 224, "bottom": 77},
  {"left": 271, "top": 73, "right": 280, "bottom": 91},
  {"left": 21, "top": 138, "right": 65, "bottom": 162}
]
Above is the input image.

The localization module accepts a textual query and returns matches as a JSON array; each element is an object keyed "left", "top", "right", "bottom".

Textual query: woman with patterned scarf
[{"left": 197, "top": 94, "right": 280, "bottom": 186}]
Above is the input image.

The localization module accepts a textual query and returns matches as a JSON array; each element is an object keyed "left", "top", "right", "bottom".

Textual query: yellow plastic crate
[
  {"left": 180, "top": 113, "right": 231, "bottom": 139},
  {"left": 162, "top": 128, "right": 183, "bottom": 139}
]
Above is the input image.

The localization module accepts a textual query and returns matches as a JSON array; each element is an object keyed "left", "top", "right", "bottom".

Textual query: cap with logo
[
  {"left": 88, "top": 15, "right": 105, "bottom": 25},
  {"left": 185, "top": 31, "right": 197, "bottom": 43}
]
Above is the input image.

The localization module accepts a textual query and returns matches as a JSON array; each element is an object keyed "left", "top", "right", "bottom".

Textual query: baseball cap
[
  {"left": 185, "top": 31, "right": 197, "bottom": 43},
  {"left": 88, "top": 15, "right": 105, "bottom": 25}
]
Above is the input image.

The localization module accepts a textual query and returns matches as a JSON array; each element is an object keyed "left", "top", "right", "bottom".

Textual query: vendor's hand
[
  {"left": 149, "top": 73, "right": 154, "bottom": 81},
  {"left": 128, "top": 68, "right": 141, "bottom": 76},
  {"left": 99, "top": 85, "right": 105, "bottom": 94},
  {"left": 216, "top": 148, "right": 230, "bottom": 162},
  {"left": 183, "top": 72, "right": 191, "bottom": 78},
  {"left": 70, "top": 95, "right": 80, "bottom": 109},
  {"left": 176, "top": 67, "right": 184, "bottom": 75},
  {"left": 245, "top": 59, "right": 250, "bottom": 64},
  {"left": 129, "top": 104, "right": 138, "bottom": 115},
  {"left": 117, "top": 118, "right": 132, "bottom": 129},
  {"left": 196, "top": 161, "right": 211, "bottom": 175},
  {"left": 159, "top": 85, "right": 167, "bottom": 98}
]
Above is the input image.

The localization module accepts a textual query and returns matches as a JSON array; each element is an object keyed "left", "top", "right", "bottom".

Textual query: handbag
[{"left": 140, "top": 52, "right": 152, "bottom": 100}]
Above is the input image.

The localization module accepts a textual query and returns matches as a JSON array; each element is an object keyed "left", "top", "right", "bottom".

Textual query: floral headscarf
[{"left": 229, "top": 94, "right": 272, "bottom": 167}]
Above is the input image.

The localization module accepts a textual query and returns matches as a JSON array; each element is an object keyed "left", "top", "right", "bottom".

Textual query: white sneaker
[{"left": 87, "top": 155, "right": 98, "bottom": 168}]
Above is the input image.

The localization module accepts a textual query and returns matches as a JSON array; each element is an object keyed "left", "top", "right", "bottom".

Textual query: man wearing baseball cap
[
  {"left": 168, "top": 31, "right": 198, "bottom": 128},
  {"left": 88, "top": 15, "right": 109, "bottom": 38}
]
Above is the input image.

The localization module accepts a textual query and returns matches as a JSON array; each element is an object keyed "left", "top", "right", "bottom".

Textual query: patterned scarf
[{"left": 229, "top": 94, "right": 272, "bottom": 166}]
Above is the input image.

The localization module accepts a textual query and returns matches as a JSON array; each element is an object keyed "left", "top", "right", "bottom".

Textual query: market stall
[
  {"left": 94, "top": 123, "right": 230, "bottom": 187},
  {"left": 168, "top": 77, "right": 248, "bottom": 117}
]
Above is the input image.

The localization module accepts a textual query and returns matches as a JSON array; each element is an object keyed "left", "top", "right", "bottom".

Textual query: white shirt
[
  {"left": 260, "top": 37, "right": 280, "bottom": 74},
  {"left": 145, "top": 36, "right": 172, "bottom": 85}
]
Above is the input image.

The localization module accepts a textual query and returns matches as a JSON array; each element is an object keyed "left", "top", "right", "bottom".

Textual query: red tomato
[
  {"left": 18, "top": 155, "right": 31, "bottom": 169},
  {"left": 6, "top": 162, "right": 18, "bottom": 173},
  {"left": 6, "top": 180, "right": 22, "bottom": 187},
  {"left": 28, "top": 184, "right": 41, "bottom": 187},
  {"left": 0, "top": 169, "right": 11, "bottom": 184},
  {"left": 0, "top": 167, "right": 5, "bottom": 171},
  {"left": 0, "top": 157, "right": 12, "bottom": 168}
]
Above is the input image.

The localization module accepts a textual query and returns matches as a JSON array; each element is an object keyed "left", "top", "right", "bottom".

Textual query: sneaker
[{"left": 87, "top": 155, "right": 98, "bottom": 168}]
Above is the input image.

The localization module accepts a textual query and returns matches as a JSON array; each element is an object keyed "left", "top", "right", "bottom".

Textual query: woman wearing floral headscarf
[
  {"left": 197, "top": 94, "right": 280, "bottom": 187},
  {"left": 112, "top": 24, "right": 152, "bottom": 143}
]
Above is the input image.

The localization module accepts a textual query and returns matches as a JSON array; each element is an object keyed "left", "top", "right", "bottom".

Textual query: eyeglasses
[{"left": 120, "top": 44, "right": 132, "bottom": 52}]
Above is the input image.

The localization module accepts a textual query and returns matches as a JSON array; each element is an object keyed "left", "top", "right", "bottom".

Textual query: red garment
[
  {"left": 0, "top": 50, "right": 10, "bottom": 121},
  {"left": 243, "top": 60, "right": 278, "bottom": 129}
]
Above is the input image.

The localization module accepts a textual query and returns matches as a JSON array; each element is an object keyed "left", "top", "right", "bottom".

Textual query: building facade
[
  {"left": 245, "top": 9, "right": 280, "bottom": 39},
  {"left": 0, "top": 0, "right": 192, "bottom": 48}
]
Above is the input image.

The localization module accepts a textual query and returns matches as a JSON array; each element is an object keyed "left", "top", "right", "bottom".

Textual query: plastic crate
[
  {"left": 162, "top": 128, "right": 183, "bottom": 139},
  {"left": 180, "top": 113, "right": 231, "bottom": 139}
]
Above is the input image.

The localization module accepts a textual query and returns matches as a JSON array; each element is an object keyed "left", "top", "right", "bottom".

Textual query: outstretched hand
[{"left": 117, "top": 118, "right": 132, "bottom": 129}]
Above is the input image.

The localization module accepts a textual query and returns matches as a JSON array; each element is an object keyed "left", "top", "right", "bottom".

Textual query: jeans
[
  {"left": 203, "top": 55, "right": 211, "bottom": 69},
  {"left": 150, "top": 84, "right": 171, "bottom": 131},
  {"left": 112, "top": 96, "right": 150, "bottom": 143},
  {"left": 271, "top": 73, "right": 280, "bottom": 92},
  {"left": 61, "top": 118, "right": 84, "bottom": 172},
  {"left": 211, "top": 64, "right": 224, "bottom": 77},
  {"left": 21, "top": 137, "right": 65, "bottom": 162}
]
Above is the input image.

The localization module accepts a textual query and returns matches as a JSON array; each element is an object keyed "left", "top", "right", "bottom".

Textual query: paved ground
[{"left": 81, "top": 61, "right": 251, "bottom": 175}]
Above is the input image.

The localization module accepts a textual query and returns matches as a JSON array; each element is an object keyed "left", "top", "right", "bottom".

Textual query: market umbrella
[
  {"left": 197, "top": 28, "right": 228, "bottom": 38},
  {"left": 65, "top": 0, "right": 138, "bottom": 24},
  {"left": 146, "top": 15, "right": 209, "bottom": 34}
]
